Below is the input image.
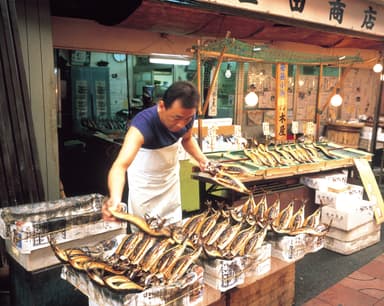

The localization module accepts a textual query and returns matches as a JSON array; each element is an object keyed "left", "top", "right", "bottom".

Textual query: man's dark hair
[{"left": 162, "top": 81, "right": 200, "bottom": 109}]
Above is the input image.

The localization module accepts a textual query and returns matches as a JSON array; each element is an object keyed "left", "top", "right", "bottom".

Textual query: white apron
[{"left": 127, "top": 141, "right": 182, "bottom": 226}]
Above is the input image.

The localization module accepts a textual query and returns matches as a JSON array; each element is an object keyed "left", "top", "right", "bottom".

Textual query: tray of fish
[{"left": 54, "top": 233, "right": 204, "bottom": 306}]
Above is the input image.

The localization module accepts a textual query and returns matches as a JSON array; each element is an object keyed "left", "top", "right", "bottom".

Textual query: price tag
[
  {"left": 262, "top": 122, "right": 270, "bottom": 136},
  {"left": 306, "top": 122, "right": 314, "bottom": 136},
  {"left": 291, "top": 121, "right": 298, "bottom": 134}
]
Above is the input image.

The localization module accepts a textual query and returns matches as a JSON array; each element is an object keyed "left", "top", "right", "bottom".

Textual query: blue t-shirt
[{"left": 131, "top": 105, "right": 194, "bottom": 149}]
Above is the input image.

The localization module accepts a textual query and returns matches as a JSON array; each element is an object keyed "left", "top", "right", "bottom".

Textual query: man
[{"left": 103, "top": 81, "right": 208, "bottom": 226}]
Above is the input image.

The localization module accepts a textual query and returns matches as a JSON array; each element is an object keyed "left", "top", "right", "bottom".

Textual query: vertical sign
[
  {"left": 275, "top": 63, "right": 288, "bottom": 141},
  {"left": 208, "top": 66, "right": 218, "bottom": 116}
]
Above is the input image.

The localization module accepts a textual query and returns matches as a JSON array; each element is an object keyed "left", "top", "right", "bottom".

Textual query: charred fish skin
[
  {"left": 154, "top": 241, "right": 188, "bottom": 274},
  {"left": 215, "top": 221, "right": 243, "bottom": 251},
  {"left": 272, "top": 201, "right": 294, "bottom": 231},
  {"left": 103, "top": 275, "right": 144, "bottom": 293},
  {"left": 140, "top": 238, "right": 174, "bottom": 272},
  {"left": 166, "top": 247, "right": 203, "bottom": 283},
  {"left": 119, "top": 232, "right": 145, "bottom": 260},
  {"left": 242, "top": 227, "right": 268, "bottom": 256},
  {"left": 181, "top": 211, "right": 209, "bottom": 238},
  {"left": 129, "top": 235, "right": 157, "bottom": 266},
  {"left": 224, "top": 224, "right": 257, "bottom": 259},
  {"left": 289, "top": 204, "right": 306, "bottom": 231},
  {"left": 303, "top": 208, "right": 321, "bottom": 229},
  {"left": 109, "top": 210, "right": 171, "bottom": 237},
  {"left": 203, "top": 217, "right": 231, "bottom": 246},
  {"left": 199, "top": 210, "right": 221, "bottom": 239}
]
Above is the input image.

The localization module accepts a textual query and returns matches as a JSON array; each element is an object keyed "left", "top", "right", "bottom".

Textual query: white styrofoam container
[
  {"left": 5, "top": 227, "right": 126, "bottom": 271},
  {"left": 324, "top": 228, "right": 381, "bottom": 255},
  {"left": 326, "top": 220, "right": 380, "bottom": 242},
  {"left": 203, "top": 256, "right": 244, "bottom": 292},
  {"left": 315, "top": 184, "right": 364, "bottom": 208},
  {"left": 270, "top": 234, "right": 307, "bottom": 263},
  {"left": 321, "top": 205, "right": 373, "bottom": 231},
  {"left": 10, "top": 219, "right": 125, "bottom": 254},
  {"left": 243, "top": 243, "right": 272, "bottom": 278},
  {"left": 63, "top": 264, "right": 204, "bottom": 306},
  {"left": 244, "top": 258, "right": 271, "bottom": 279},
  {"left": 299, "top": 170, "right": 348, "bottom": 190}
]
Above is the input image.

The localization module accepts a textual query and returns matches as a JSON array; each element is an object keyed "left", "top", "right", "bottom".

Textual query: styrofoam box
[
  {"left": 10, "top": 219, "right": 126, "bottom": 254},
  {"left": 270, "top": 234, "right": 307, "bottom": 262},
  {"left": 321, "top": 205, "right": 374, "bottom": 231},
  {"left": 5, "top": 226, "right": 126, "bottom": 271},
  {"left": 244, "top": 258, "right": 271, "bottom": 278},
  {"left": 300, "top": 170, "right": 348, "bottom": 190},
  {"left": 315, "top": 184, "right": 364, "bottom": 208},
  {"left": 326, "top": 220, "right": 380, "bottom": 242},
  {"left": 324, "top": 228, "right": 381, "bottom": 255},
  {"left": 242, "top": 243, "right": 271, "bottom": 276},
  {"left": 63, "top": 264, "right": 204, "bottom": 306},
  {"left": 203, "top": 256, "right": 244, "bottom": 292}
]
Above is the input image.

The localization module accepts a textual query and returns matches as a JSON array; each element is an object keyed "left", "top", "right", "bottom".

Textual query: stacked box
[
  {"left": 321, "top": 200, "right": 379, "bottom": 255},
  {"left": 324, "top": 228, "right": 380, "bottom": 255},
  {"left": 321, "top": 204, "right": 374, "bottom": 231},
  {"left": 202, "top": 256, "right": 244, "bottom": 291}
]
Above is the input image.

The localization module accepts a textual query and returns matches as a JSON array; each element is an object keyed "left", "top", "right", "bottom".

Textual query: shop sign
[
  {"left": 275, "top": 63, "right": 288, "bottom": 141},
  {"left": 196, "top": 0, "right": 384, "bottom": 36}
]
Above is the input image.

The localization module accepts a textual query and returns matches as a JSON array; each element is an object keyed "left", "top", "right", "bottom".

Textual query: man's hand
[{"left": 102, "top": 197, "right": 122, "bottom": 222}]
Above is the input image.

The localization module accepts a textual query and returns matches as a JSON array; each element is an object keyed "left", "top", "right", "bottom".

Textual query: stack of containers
[{"left": 300, "top": 171, "right": 380, "bottom": 255}]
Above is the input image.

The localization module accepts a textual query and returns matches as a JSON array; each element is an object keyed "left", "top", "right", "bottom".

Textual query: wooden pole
[
  {"left": 202, "top": 31, "right": 231, "bottom": 116},
  {"left": 196, "top": 39, "right": 203, "bottom": 148},
  {"left": 316, "top": 67, "right": 351, "bottom": 140},
  {"left": 315, "top": 64, "right": 323, "bottom": 140}
]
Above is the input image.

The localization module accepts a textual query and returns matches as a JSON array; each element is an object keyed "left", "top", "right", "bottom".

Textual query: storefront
[{"left": 1, "top": 0, "right": 384, "bottom": 305}]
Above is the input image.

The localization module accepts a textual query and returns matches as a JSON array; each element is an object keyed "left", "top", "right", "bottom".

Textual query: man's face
[{"left": 158, "top": 99, "right": 196, "bottom": 132}]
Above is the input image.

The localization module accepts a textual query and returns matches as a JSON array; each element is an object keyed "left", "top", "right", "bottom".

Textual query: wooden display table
[
  {"left": 203, "top": 257, "right": 295, "bottom": 306},
  {"left": 325, "top": 122, "right": 364, "bottom": 148}
]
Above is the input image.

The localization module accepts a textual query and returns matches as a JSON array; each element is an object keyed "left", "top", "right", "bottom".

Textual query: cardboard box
[
  {"left": 324, "top": 228, "right": 381, "bottom": 255},
  {"left": 321, "top": 205, "right": 374, "bottom": 231}
]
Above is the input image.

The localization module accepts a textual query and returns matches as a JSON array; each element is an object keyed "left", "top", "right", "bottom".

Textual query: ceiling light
[
  {"left": 149, "top": 54, "right": 190, "bottom": 66},
  {"left": 225, "top": 64, "right": 232, "bottom": 78},
  {"left": 245, "top": 84, "right": 258, "bottom": 107},
  {"left": 373, "top": 62, "right": 383, "bottom": 73},
  {"left": 330, "top": 89, "right": 343, "bottom": 107}
]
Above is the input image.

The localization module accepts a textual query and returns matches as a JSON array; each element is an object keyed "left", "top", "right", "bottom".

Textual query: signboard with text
[
  {"left": 275, "top": 63, "right": 288, "bottom": 141},
  {"left": 196, "top": 0, "right": 384, "bottom": 36}
]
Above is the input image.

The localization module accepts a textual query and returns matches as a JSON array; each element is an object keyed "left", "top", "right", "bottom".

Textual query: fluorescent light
[{"left": 149, "top": 54, "right": 190, "bottom": 66}]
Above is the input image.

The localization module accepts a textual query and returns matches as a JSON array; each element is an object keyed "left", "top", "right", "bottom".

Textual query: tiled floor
[{"left": 303, "top": 254, "right": 384, "bottom": 306}]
